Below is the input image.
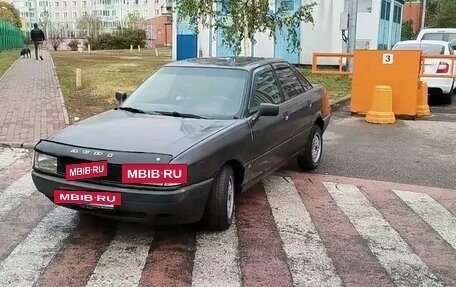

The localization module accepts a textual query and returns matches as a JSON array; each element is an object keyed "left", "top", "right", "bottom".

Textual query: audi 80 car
[{"left": 31, "top": 57, "right": 331, "bottom": 231}]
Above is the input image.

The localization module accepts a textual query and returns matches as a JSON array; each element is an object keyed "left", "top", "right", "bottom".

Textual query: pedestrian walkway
[
  {"left": 0, "top": 49, "right": 68, "bottom": 148},
  {"left": 0, "top": 147, "right": 455, "bottom": 287}
]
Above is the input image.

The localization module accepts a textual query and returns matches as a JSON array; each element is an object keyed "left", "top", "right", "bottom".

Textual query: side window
[
  {"left": 273, "top": 64, "right": 305, "bottom": 101},
  {"left": 249, "top": 67, "right": 283, "bottom": 112},
  {"left": 290, "top": 65, "right": 313, "bottom": 91}
]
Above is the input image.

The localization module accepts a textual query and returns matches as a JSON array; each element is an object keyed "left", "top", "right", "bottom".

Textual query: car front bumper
[
  {"left": 31, "top": 170, "right": 213, "bottom": 225},
  {"left": 421, "top": 77, "right": 454, "bottom": 94}
]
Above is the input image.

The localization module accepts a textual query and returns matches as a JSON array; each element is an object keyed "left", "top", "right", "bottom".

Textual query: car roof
[
  {"left": 419, "top": 28, "right": 456, "bottom": 33},
  {"left": 395, "top": 40, "right": 449, "bottom": 46},
  {"left": 163, "top": 57, "right": 290, "bottom": 71}
]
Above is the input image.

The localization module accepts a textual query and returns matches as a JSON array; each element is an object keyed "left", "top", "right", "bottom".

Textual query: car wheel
[
  {"left": 202, "top": 164, "right": 235, "bottom": 231},
  {"left": 297, "top": 124, "right": 323, "bottom": 171}
]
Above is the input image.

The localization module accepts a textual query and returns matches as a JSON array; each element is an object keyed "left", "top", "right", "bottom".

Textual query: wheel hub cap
[
  {"left": 311, "top": 133, "right": 322, "bottom": 163},
  {"left": 227, "top": 176, "right": 234, "bottom": 219}
]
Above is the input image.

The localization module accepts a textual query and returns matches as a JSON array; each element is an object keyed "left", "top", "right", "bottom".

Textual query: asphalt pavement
[{"left": 282, "top": 94, "right": 456, "bottom": 190}]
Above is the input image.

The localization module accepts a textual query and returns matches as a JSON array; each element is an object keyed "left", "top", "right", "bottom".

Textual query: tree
[
  {"left": 431, "top": 0, "right": 456, "bottom": 28},
  {"left": 77, "top": 14, "right": 102, "bottom": 38},
  {"left": 126, "top": 12, "right": 144, "bottom": 29},
  {"left": 0, "top": 1, "right": 22, "bottom": 28},
  {"left": 401, "top": 20, "right": 416, "bottom": 40},
  {"left": 175, "top": 0, "right": 317, "bottom": 56}
]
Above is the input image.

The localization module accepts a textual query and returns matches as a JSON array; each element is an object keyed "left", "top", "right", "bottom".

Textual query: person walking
[{"left": 30, "top": 23, "right": 45, "bottom": 60}]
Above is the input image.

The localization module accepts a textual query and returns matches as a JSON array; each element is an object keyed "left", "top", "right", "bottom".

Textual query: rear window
[
  {"left": 421, "top": 32, "right": 456, "bottom": 42},
  {"left": 393, "top": 43, "right": 445, "bottom": 55}
]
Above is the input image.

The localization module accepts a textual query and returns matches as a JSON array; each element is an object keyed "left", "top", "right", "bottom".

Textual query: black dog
[{"left": 20, "top": 48, "right": 31, "bottom": 59}]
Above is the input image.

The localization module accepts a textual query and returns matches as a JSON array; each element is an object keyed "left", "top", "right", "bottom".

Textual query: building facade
[
  {"left": 11, "top": 0, "right": 171, "bottom": 38},
  {"left": 173, "top": 0, "right": 405, "bottom": 65},
  {"left": 402, "top": 0, "right": 422, "bottom": 33}
]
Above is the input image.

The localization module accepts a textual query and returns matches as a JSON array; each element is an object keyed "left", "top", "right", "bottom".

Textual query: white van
[{"left": 416, "top": 28, "right": 456, "bottom": 50}]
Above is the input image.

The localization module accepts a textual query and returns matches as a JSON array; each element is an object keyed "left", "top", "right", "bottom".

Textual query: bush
[
  {"left": 68, "top": 39, "right": 79, "bottom": 51},
  {"left": 84, "top": 28, "right": 147, "bottom": 50}
]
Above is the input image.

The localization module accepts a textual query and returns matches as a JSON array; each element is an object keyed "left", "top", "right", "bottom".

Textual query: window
[
  {"left": 63, "top": 1, "right": 67, "bottom": 7},
  {"left": 290, "top": 65, "right": 313, "bottom": 91},
  {"left": 72, "top": 11, "right": 77, "bottom": 18},
  {"left": 82, "top": 1, "right": 86, "bottom": 6},
  {"left": 55, "top": 12, "right": 60, "bottom": 18},
  {"left": 380, "top": 0, "right": 391, "bottom": 20},
  {"left": 72, "top": 1, "right": 76, "bottom": 6},
  {"left": 83, "top": 11, "right": 87, "bottom": 16},
  {"left": 393, "top": 5, "right": 401, "bottom": 24},
  {"left": 250, "top": 67, "right": 283, "bottom": 111},
  {"left": 64, "top": 12, "right": 68, "bottom": 18},
  {"left": 154, "top": 0, "right": 158, "bottom": 3},
  {"left": 143, "top": 9, "right": 148, "bottom": 16},
  {"left": 393, "top": 43, "right": 445, "bottom": 55},
  {"left": 273, "top": 64, "right": 305, "bottom": 101},
  {"left": 54, "top": 1, "right": 59, "bottom": 7},
  {"left": 155, "top": 9, "right": 159, "bottom": 15},
  {"left": 133, "top": 0, "right": 138, "bottom": 5}
]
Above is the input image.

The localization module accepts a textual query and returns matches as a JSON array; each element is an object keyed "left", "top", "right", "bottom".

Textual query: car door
[
  {"left": 271, "top": 62, "right": 314, "bottom": 155},
  {"left": 247, "top": 64, "right": 291, "bottom": 181}
]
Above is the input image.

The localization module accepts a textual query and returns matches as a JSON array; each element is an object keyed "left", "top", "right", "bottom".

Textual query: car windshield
[
  {"left": 393, "top": 43, "right": 445, "bottom": 55},
  {"left": 120, "top": 66, "right": 249, "bottom": 119}
]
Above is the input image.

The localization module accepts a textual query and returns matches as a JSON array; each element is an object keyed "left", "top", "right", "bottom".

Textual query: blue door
[
  {"left": 176, "top": 16, "right": 198, "bottom": 60},
  {"left": 216, "top": 1, "right": 237, "bottom": 57},
  {"left": 274, "top": 0, "right": 300, "bottom": 64},
  {"left": 177, "top": 35, "right": 197, "bottom": 60}
]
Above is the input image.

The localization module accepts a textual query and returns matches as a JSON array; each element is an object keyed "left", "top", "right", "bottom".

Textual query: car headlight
[{"left": 33, "top": 151, "right": 57, "bottom": 173}]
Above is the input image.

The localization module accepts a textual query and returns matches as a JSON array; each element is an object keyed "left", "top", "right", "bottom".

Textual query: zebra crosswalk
[{"left": 0, "top": 147, "right": 455, "bottom": 287}]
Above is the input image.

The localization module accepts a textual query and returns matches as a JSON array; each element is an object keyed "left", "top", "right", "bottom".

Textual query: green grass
[
  {"left": 300, "top": 68, "right": 352, "bottom": 102},
  {"left": 0, "top": 49, "right": 20, "bottom": 78},
  {"left": 51, "top": 47, "right": 172, "bottom": 123}
]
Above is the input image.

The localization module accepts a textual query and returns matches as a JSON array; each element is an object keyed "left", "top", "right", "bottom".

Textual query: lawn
[
  {"left": 51, "top": 48, "right": 351, "bottom": 123},
  {"left": 300, "top": 68, "right": 352, "bottom": 102},
  {"left": 51, "top": 47, "right": 172, "bottom": 123},
  {"left": 0, "top": 50, "right": 19, "bottom": 78}
]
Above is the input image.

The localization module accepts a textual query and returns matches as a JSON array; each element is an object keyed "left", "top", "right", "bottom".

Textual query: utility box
[{"left": 340, "top": 12, "right": 348, "bottom": 31}]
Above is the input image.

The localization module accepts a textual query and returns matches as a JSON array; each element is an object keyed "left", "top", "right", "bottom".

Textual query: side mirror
[
  {"left": 115, "top": 91, "right": 127, "bottom": 104},
  {"left": 251, "top": 103, "right": 279, "bottom": 123}
]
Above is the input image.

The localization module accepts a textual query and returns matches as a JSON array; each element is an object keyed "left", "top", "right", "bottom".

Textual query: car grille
[{"left": 57, "top": 156, "right": 122, "bottom": 183}]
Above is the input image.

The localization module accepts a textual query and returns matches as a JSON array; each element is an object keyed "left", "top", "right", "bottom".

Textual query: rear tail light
[
  {"left": 436, "top": 61, "right": 449, "bottom": 73},
  {"left": 321, "top": 91, "right": 331, "bottom": 116}
]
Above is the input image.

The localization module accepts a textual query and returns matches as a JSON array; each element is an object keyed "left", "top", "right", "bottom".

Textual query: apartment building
[{"left": 11, "top": 0, "right": 171, "bottom": 38}]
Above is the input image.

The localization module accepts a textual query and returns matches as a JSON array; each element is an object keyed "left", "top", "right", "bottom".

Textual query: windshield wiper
[
  {"left": 115, "top": 106, "right": 157, "bottom": 114},
  {"left": 154, "top": 111, "right": 208, "bottom": 119}
]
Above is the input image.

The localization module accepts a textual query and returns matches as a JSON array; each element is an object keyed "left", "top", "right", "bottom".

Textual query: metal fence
[{"left": 0, "top": 19, "right": 24, "bottom": 52}]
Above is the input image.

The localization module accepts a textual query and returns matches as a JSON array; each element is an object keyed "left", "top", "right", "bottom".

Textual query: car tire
[
  {"left": 201, "top": 164, "right": 235, "bottom": 231},
  {"left": 297, "top": 124, "right": 323, "bottom": 171}
]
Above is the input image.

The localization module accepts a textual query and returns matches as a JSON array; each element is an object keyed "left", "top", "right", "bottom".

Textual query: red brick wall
[
  {"left": 403, "top": 2, "right": 423, "bottom": 33},
  {"left": 141, "top": 16, "right": 172, "bottom": 47}
]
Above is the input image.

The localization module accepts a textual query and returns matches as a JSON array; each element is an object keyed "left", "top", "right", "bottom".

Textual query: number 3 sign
[{"left": 382, "top": 53, "right": 394, "bottom": 65}]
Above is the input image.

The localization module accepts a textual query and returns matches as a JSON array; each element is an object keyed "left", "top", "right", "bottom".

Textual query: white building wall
[{"left": 356, "top": 0, "right": 381, "bottom": 50}]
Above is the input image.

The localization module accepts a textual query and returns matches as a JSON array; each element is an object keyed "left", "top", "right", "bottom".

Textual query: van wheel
[
  {"left": 297, "top": 124, "right": 323, "bottom": 170},
  {"left": 201, "top": 165, "right": 235, "bottom": 231}
]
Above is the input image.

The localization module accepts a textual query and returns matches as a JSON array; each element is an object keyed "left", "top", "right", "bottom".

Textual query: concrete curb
[
  {"left": 48, "top": 52, "right": 70, "bottom": 126},
  {"left": 330, "top": 95, "right": 351, "bottom": 111},
  {"left": 0, "top": 142, "right": 36, "bottom": 149}
]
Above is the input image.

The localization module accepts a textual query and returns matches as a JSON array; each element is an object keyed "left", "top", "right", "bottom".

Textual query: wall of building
[
  {"left": 141, "top": 15, "right": 172, "bottom": 47},
  {"left": 403, "top": 1, "right": 422, "bottom": 33}
]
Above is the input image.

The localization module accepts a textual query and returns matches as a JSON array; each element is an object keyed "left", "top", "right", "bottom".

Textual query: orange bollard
[
  {"left": 416, "top": 81, "right": 430, "bottom": 117},
  {"left": 365, "top": 85, "right": 396, "bottom": 124}
]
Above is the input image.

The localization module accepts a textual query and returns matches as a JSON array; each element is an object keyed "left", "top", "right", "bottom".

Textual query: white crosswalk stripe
[
  {"left": 394, "top": 189, "right": 456, "bottom": 250},
  {"left": 265, "top": 176, "right": 343, "bottom": 287},
  {"left": 0, "top": 172, "right": 36, "bottom": 219},
  {"left": 323, "top": 182, "right": 443, "bottom": 287},
  {"left": 85, "top": 223, "right": 154, "bottom": 287},
  {"left": 192, "top": 218, "right": 242, "bottom": 287},
  {"left": 0, "top": 207, "right": 78, "bottom": 287}
]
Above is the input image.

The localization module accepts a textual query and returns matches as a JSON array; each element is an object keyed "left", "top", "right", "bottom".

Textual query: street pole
[
  {"left": 347, "top": 0, "right": 358, "bottom": 71},
  {"left": 421, "top": 0, "right": 427, "bottom": 30}
]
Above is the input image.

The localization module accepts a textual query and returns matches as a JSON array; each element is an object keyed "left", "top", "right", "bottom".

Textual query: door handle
[
  {"left": 283, "top": 112, "right": 290, "bottom": 121},
  {"left": 307, "top": 100, "right": 312, "bottom": 107}
]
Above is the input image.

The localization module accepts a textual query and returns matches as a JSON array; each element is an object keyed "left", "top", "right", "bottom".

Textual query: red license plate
[{"left": 54, "top": 190, "right": 121, "bottom": 206}]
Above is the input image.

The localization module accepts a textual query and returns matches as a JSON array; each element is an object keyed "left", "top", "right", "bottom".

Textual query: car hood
[{"left": 47, "top": 109, "right": 236, "bottom": 156}]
